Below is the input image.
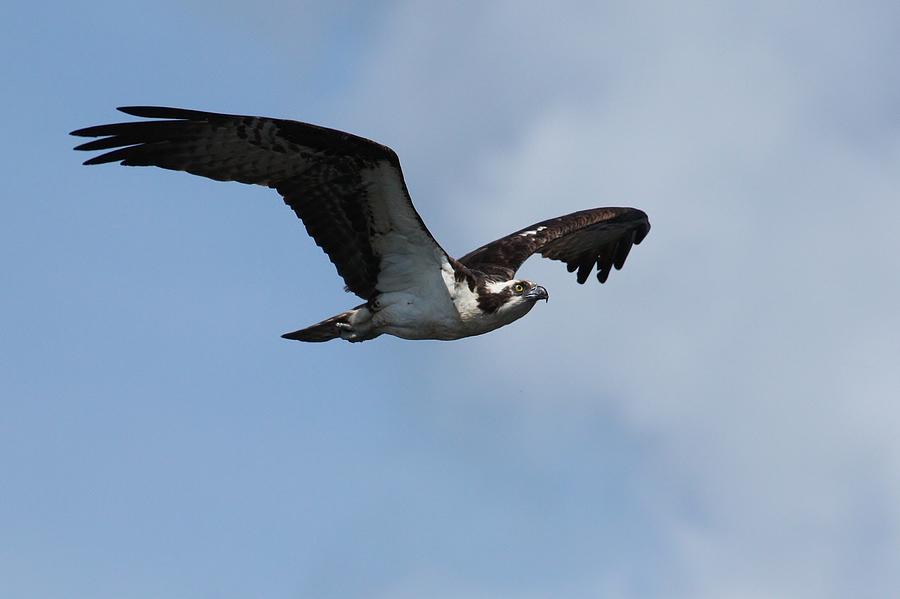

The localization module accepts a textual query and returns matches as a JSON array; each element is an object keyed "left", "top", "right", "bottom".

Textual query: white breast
[{"left": 368, "top": 255, "right": 462, "bottom": 340}]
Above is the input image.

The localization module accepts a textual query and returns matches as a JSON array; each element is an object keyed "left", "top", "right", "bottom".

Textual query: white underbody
[
  {"left": 334, "top": 163, "right": 538, "bottom": 342},
  {"left": 338, "top": 256, "right": 536, "bottom": 341}
]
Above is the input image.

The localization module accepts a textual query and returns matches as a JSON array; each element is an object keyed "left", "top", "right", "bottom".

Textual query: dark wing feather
[
  {"left": 459, "top": 207, "right": 650, "bottom": 284},
  {"left": 72, "top": 106, "right": 449, "bottom": 299}
]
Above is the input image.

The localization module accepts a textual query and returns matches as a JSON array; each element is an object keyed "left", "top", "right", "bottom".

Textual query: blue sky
[{"left": 3, "top": 1, "right": 900, "bottom": 597}]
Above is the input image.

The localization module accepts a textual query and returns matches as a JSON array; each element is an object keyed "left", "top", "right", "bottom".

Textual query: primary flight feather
[{"left": 71, "top": 107, "right": 650, "bottom": 343}]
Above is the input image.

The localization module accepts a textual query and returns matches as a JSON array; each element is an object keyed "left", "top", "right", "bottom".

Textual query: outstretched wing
[
  {"left": 459, "top": 207, "right": 650, "bottom": 284},
  {"left": 71, "top": 106, "right": 450, "bottom": 300}
]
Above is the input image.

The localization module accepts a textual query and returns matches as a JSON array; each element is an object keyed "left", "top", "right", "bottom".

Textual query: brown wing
[
  {"left": 71, "top": 106, "right": 449, "bottom": 299},
  {"left": 459, "top": 207, "right": 650, "bottom": 284}
]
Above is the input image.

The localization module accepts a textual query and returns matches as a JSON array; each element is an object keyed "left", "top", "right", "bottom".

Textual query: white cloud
[{"left": 347, "top": 1, "right": 900, "bottom": 597}]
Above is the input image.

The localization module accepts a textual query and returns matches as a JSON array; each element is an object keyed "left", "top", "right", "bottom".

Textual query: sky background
[{"left": 2, "top": 1, "right": 900, "bottom": 598}]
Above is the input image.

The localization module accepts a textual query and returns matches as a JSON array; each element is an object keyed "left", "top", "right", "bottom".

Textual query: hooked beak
[{"left": 525, "top": 285, "right": 549, "bottom": 302}]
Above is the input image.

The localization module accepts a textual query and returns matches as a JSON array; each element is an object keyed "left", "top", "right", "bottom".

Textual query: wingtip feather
[
  {"left": 82, "top": 154, "right": 120, "bottom": 166},
  {"left": 70, "top": 126, "right": 98, "bottom": 137},
  {"left": 117, "top": 105, "right": 219, "bottom": 120},
  {"left": 81, "top": 147, "right": 135, "bottom": 165}
]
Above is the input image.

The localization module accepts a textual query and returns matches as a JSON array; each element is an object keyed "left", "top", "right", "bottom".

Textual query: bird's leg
[
  {"left": 336, "top": 307, "right": 376, "bottom": 342},
  {"left": 335, "top": 321, "right": 360, "bottom": 341}
]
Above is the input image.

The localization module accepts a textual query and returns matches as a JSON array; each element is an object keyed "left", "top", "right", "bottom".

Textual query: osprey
[{"left": 71, "top": 107, "right": 650, "bottom": 343}]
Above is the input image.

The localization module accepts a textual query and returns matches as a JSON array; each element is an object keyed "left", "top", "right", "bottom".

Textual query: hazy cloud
[{"left": 345, "top": 1, "right": 900, "bottom": 596}]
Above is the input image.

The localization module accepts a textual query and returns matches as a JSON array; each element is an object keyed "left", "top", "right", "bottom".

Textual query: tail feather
[{"left": 281, "top": 310, "right": 354, "bottom": 342}]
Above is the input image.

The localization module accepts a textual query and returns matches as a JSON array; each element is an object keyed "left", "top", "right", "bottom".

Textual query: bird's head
[
  {"left": 511, "top": 279, "right": 550, "bottom": 303},
  {"left": 478, "top": 279, "right": 549, "bottom": 318}
]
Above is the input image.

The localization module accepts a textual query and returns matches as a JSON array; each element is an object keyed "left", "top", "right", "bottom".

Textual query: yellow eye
[{"left": 513, "top": 283, "right": 525, "bottom": 293}]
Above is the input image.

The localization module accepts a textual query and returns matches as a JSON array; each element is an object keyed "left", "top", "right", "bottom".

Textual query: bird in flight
[{"left": 72, "top": 107, "right": 650, "bottom": 343}]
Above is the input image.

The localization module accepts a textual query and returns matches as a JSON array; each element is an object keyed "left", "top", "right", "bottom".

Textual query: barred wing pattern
[{"left": 71, "top": 106, "right": 448, "bottom": 300}]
